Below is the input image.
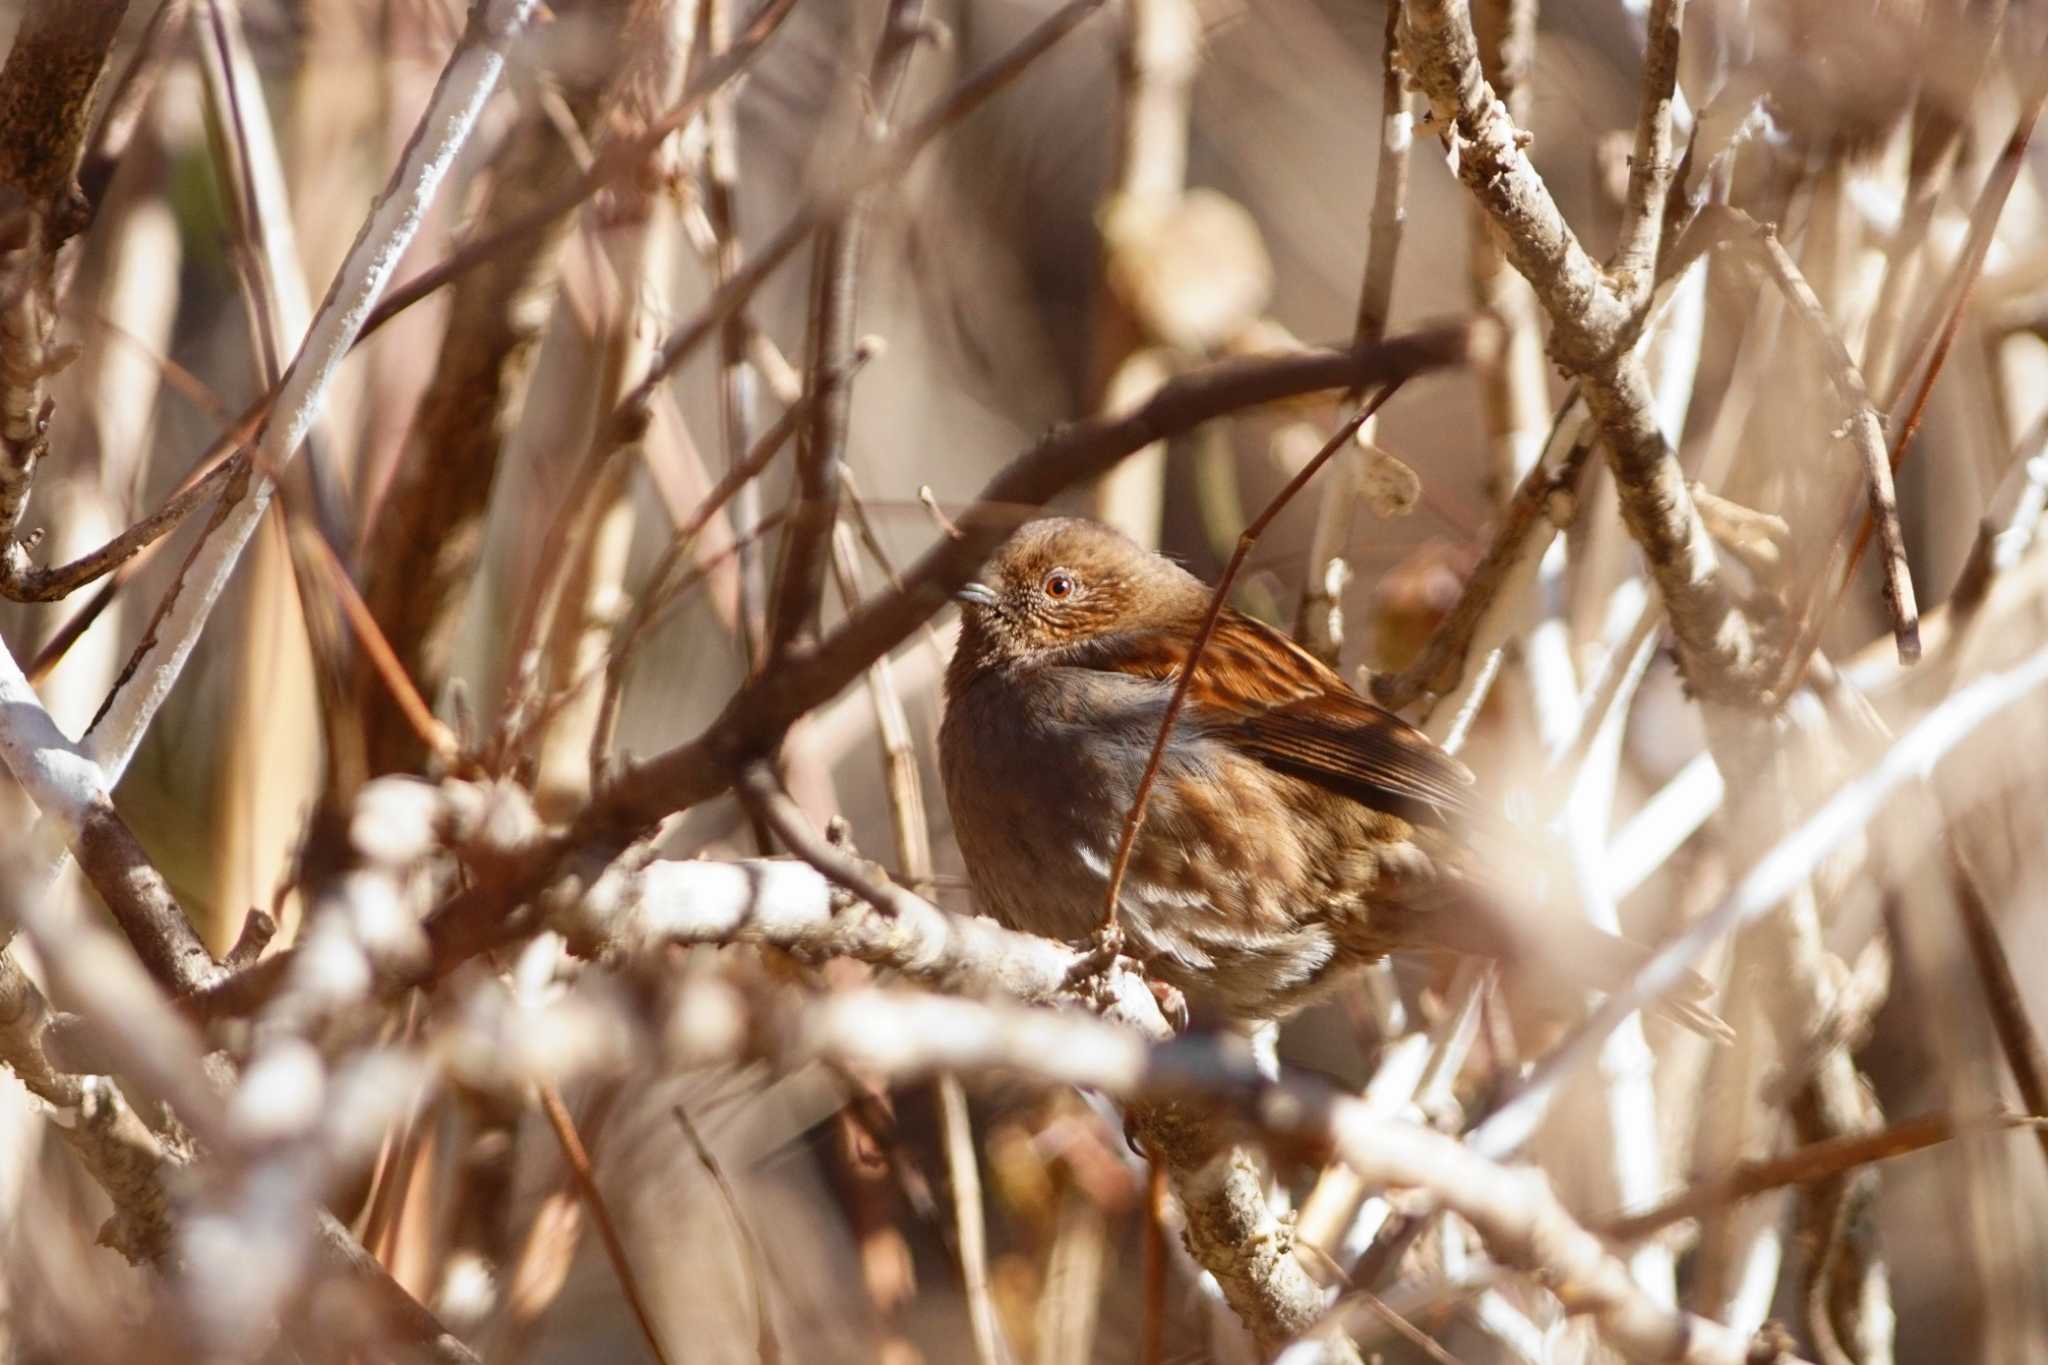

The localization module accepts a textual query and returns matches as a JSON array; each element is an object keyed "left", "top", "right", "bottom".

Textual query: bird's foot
[
  {"left": 1065, "top": 920, "right": 1127, "bottom": 983},
  {"left": 1061, "top": 922, "right": 1186, "bottom": 1036}
]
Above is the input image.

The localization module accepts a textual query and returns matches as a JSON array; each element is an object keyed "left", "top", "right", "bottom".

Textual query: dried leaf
[
  {"left": 1357, "top": 440, "right": 1420, "bottom": 518},
  {"left": 1102, "top": 187, "right": 1272, "bottom": 352}
]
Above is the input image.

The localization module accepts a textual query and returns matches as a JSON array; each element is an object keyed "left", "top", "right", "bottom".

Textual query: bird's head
[{"left": 952, "top": 517, "right": 1202, "bottom": 667}]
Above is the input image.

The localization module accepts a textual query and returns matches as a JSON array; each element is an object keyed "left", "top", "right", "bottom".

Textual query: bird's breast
[{"left": 939, "top": 665, "right": 1364, "bottom": 1011}]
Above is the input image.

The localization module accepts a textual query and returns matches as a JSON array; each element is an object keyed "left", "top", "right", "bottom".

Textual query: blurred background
[{"left": 4, "top": 0, "right": 2048, "bottom": 1361}]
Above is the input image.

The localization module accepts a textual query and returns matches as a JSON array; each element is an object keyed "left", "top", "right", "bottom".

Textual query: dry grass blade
[
  {"left": 674, "top": 1103, "right": 783, "bottom": 1365},
  {"left": 294, "top": 522, "right": 458, "bottom": 765}
]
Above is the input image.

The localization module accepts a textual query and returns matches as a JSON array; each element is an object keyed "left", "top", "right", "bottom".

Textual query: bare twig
[
  {"left": 1611, "top": 0, "right": 1685, "bottom": 303},
  {"left": 936, "top": 1073, "right": 1004, "bottom": 1365},
  {"left": 1705, "top": 206, "right": 1919, "bottom": 661},
  {"left": 1471, "top": 634, "right": 2048, "bottom": 1162},
  {"left": 1098, "top": 392, "right": 1391, "bottom": 936},
  {"left": 1372, "top": 401, "right": 1595, "bottom": 711},
  {"left": 675, "top": 1103, "right": 783, "bottom": 1364},
  {"left": 1402, "top": 0, "right": 1760, "bottom": 699},
  {"left": 0, "top": 452, "right": 238, "bottom": 600},
  {"left": 699, "top": 0, "right": 771, "bottom": 666},
  {"left": 1598, "top": 1111, "right": 2032, "bottom": 1243},
  {"left": 767, "top": 0, "right": 929, "bottom": 659},
  {"left": 1298, "top": 0, "right": 1416, "bottom": 661},
  {"left": 1945, "top": 842, "right": 2048, "bottom": 1175},
  {"left": 297, "top": 520, "right": 460, "bottom": 765},
  {"left": 538, "top": 1084, "right": 673, "bottom": 1365},
  {"left": 1808, "top": 79, "right": 2048, "bottom": 684}
]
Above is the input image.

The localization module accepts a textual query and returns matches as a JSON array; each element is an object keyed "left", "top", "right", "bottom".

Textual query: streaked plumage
[{"left": 940, "top": 517, "right": 1719, "bottom": 1032}]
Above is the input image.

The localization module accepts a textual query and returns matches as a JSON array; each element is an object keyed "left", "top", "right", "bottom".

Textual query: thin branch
[
  {"left": 1402, "top": 0, "right": 1761, "bottom": 699},
  {"left": 79, "top": 0, "right": 542, "bottom": 784},
  {"left": 1372, "top": 398, "right": 1594, "bottom": 711},
  {"left": 1610, "top": 0, "right": 1685, "bottom": 302},
  {"left": 537, "top": 1083, "right": 674, "bottom": 1365},
  {"left": 1809, "top": 79, "right": 2048, "bottom": 683},
  {"left": 1705, "top": 206, "right": 1919, "bottom": 662},
  {"left": 767, "top": 0, "right": 929, "bottom": 659},
  {"left": 675, "top": 1103, "right": 783, "bottom": 1365},
  {"left": 699, "top": 0, "right": 772, "bottom": 668},
  {"left": 1100, "top": 394, "right": 1389, "bottom": 937},
  {"left": 1297, "top": 0, "right": 1417, "bottom": 661},
  {"left": 1470, "top": 634, "right": 2048, "bottom": 1162},
  {"left": 1945, "top": 842, "right": 2048, "bottom": 1175},
  {"left": 1598, "top": 1111, "right": 2033, "bottom": 1243},
  {"left": 936, "top": 1074, "right": 1004, "bottom": 1365},
  {"left": 0, "top": 451, "right": 239, "bottom": 599},
  {"left": 296, "top": 517, "right": 460, "bottom": 765}
]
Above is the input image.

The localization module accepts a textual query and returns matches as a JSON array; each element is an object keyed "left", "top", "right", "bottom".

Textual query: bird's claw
[{"left": 1146, "top": 979, "right": 1189, "bottom": 1034}]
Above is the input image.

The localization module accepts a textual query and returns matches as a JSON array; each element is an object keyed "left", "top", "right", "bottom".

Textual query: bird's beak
[{"left": 955, "top": 581, "right": 998, "bottom": 608}]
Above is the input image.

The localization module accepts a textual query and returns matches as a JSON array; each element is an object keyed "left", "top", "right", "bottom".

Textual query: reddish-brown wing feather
[{"left": 1072, "top": 609, "right": 1475, "bottom": 820}]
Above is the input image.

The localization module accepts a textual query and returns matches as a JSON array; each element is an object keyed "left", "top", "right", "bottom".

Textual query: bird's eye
[{"left": 1042, "top": 569, "right": 1076, "bottom": 600}]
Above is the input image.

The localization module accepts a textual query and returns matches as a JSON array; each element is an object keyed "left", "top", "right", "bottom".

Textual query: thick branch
[
  {"left": 756, "top": 989, "right": 1799, "bottom": 1365},
  {"left": 0, "top": 635, "right": 217, "bottom": 995},
  {"left": 78, "top": 0, "right": 541, "bottom": 783},
  {"left": 1402, "top": 0, "right": 1760, "bottom": 698},
  {"left": 586, "top": 322, "right": 1487, "bottom": 835},
  {"left": 0, "top": 0, "right": 132, "bottom": 544},
  {"left": 186, "top": 324, "right": 1487, "bottom": 1025}
]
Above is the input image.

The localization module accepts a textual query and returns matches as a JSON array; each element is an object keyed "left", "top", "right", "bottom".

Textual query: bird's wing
[{"left": 1075, "top": 610, "right": 1475, "bottom": 820}]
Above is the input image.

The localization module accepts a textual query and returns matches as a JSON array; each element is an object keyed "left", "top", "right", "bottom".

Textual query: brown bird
[{"left": 940, "top": 516, "right": 1717, "bottom": 1031}]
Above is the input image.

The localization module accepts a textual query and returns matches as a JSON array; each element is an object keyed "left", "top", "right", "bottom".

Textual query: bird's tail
[{"left": 1378, "top": 874, "right": 1731, "bottom": 1044}]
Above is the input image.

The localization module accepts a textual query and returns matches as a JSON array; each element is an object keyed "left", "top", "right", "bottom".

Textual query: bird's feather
[{"left": 1066, "top": 609, "right": 1475, "bottom": 822}]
